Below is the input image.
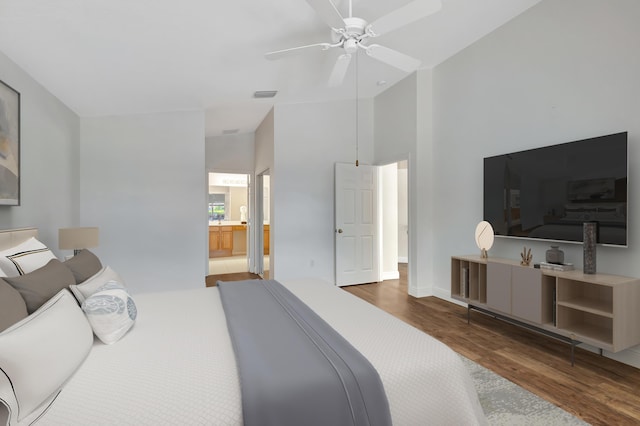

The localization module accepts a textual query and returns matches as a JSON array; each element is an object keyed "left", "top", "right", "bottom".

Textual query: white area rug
[{"left": 460, "top": 356, "right": 589, "bottom": 425}]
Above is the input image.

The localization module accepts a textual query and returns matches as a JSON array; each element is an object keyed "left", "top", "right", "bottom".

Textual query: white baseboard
[
  {"left": 398, "top": 257, "right": 408, "bottom": 263},
  {"left": 409, "top": 287, "right": 431, "bottom": 298},
  {"left": 409, "top": 285, "right": 432, "bottom": 298},
  {"left": 433, "top": 286, "right": 457, "bottom": 302}
]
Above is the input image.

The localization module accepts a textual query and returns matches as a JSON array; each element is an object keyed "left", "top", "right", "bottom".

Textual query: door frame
[
  {"left": 374, "top": 156, "right": 412, "bottom": 295},
  {"left": 205, "top": 169, "right": 252, "bottom": 276},
  {"left": 253, "top": 169, "right": 270, "bottom": 277}
]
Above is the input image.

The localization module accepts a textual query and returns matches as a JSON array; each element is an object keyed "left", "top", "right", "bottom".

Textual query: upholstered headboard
[{"left": 0, "top": 228, "right": 38, "bottom": 250}]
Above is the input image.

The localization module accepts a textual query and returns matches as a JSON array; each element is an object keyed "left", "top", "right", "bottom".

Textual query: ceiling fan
[{"left": 265, "top": 0, "right": 442, "bottom": 87}]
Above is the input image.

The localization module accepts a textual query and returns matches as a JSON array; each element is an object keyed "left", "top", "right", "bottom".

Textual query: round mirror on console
[{"left": 475, "top": 221, "right": 494, "bottom": 259}]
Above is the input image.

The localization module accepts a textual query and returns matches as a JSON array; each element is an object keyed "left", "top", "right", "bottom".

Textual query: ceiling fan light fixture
[
  {"left": 343, "top": 38, "right": 358, "bottom": 54},
  {"left": 264, "top": 0, "right": 442, "bottom": 87}
]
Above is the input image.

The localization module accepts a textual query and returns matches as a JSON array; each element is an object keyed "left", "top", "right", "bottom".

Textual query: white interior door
[{"left": 335, "top": 163, "right": 380, "bottom": 286}]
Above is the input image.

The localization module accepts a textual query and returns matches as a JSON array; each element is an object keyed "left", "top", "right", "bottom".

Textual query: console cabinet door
[
  {"left": 487, "top": 262, "right": 511, "bottom": 314},
  {"left": 511, "top": 266, "right": 543, "bottom": 323}
]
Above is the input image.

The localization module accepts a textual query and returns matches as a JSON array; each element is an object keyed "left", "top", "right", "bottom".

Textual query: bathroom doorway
[{"left": 208, "top": 172, "right": 250, "bottom": 275}]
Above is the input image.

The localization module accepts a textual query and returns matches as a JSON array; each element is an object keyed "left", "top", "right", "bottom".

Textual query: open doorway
[
  {"left": 397, "top": 160, "right": 408, "bottom": 284},
  {"left": 208, "top": 172, "right": 250, "bottom": 275},
  {"left": 379, "top": 160, "right": 408, "bottom": 287}
]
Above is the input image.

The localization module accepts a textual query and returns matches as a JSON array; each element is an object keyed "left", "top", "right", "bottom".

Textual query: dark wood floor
[
  {"left": 343, "top": 264, "right": 640, "bottom": 426},
  {"left": 205, "top": 272, "right": 260, "bottom": 287},
  {"left": 204, "top": 267, "right": 640, "bottom": 425}
]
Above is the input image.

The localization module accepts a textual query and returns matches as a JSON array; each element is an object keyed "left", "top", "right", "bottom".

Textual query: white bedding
[{"left": 38, "top": 279, "right": 486, "bottom": 425}]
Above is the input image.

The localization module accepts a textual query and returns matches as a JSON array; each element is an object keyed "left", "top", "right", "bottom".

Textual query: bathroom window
[{"left": 208, "top": 194, "right": 225, "bottom": 221}]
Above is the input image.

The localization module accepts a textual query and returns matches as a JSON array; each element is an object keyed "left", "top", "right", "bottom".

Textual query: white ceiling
[{"left": 0, "top": 0, "right": 541, "bottom": 137}]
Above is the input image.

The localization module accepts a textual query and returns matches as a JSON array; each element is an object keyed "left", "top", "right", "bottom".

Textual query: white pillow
[
  {"left": 0, "top": 237, "right": 57, "bottom": 277},
  {"left": 69, "top": 265, "right": 124, "bottom": 304},
  {"left": 0, "top": 289, "right": 93, "bottom": 425},
  {"left": 82, "top": 281, "right": 137, "bottom": 345}
]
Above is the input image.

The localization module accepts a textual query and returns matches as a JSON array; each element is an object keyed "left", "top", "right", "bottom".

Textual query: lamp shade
[{"left": 59, "top": 227, "right": 99, "bottom": 250}]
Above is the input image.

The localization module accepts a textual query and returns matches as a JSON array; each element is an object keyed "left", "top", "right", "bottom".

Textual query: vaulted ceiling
[{"left": 0, "top": 0, "right": 542, "bottom": 136}]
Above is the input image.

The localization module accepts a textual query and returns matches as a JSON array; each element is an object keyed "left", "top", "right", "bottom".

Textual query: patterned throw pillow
[
  {"left": 82, "top": 281, "right": 137, "bottom": 344},
  {"left": 69, "top": 266, "right": 124, "bottom": 304}
]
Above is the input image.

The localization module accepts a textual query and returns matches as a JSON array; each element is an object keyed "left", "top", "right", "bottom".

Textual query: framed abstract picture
[{"left": 0, "top": 79, "right": 20, "bottom": 206}]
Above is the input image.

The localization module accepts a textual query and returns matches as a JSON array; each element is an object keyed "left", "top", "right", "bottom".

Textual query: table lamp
[{"left": 59, "top": 227, "right": 99, "bottom": 255}]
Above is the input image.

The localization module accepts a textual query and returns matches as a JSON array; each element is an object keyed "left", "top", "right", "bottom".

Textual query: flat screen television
[{"left": 483, "top": 132, "right": 628, "bottom": 246}]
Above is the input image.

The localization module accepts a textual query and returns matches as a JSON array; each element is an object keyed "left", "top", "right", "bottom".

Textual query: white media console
[{"left": 451, "top": 255, "right": 640, "bottom": 364}]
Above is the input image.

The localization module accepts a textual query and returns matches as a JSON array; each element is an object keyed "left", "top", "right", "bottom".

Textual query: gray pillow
[
  {"left": 0, "top": 278, "right": 28, "bottom": 332},
  {"left": 3, "top": 259, "right": 76, "bottom": 314},
  {"left": 63, "top": 249, "right": 102, "bottom": 284}
]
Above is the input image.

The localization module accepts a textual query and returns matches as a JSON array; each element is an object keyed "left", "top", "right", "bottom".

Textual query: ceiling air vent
[
  {"left": 222, "top": 129, "right": 240, "bottom": 135},
  {"left": 253, "top": 90, "right": 277, "bottom": 99}
]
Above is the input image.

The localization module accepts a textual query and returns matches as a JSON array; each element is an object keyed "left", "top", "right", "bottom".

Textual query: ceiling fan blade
[
  {"left": 366, "top": 0, "right": 442, "bottom": 37},
  {"left": 265, "top": 43, "right": 332, "bottom": 60},
  {"left": 328, "top": 54, "right": 352, "bottom": 87},
  {"left": 364, "top": 44, "right": 421, "bottom": 72},
  {"left": 305, "top": 0, "right": 345, "bottom": 30}
]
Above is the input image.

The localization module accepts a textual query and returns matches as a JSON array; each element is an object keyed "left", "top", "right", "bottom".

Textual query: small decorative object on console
[
  {"left": 520, "top": 246, "right": 532, "bottom": 266},
  {"left": 474, "top": 221, "right": 494, "bottom": 259},
  {"left": 539, "top": 261, "right": 574, "bottom": 272},
  {"left": 545, "top": 245, "right": 564, "bottom": 264},
  {"left": 583, "top": 222, "right": 597, "bottom": 274}
]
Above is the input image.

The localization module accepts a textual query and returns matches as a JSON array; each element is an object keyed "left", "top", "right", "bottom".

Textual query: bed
[{"left": 0, "top": 228, "right": 486, "bottom": 425}]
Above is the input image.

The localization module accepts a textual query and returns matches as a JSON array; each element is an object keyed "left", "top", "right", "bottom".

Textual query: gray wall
[
  {"left": 0, "top": 50, "right": 79, "bottom": 254},
  {"left": 432, "top": 0, "right": 640, "bottom": 288},
  {"left": 374, "top": 74, "right": 417, "bottom": 164},
  {"left": 79, "top": 110, "right": 206, "bottom": 293},
  {"left": 272, "top": 99, "right": 373, "bottom": 283},
  {"left": 373, "top": 71, "right": 436, "bottom": 297},
  {"left": 255, "top": 108, "right": 274, "bottom": 177},
  {"left": 0, "top": 50, "right": 207, "bottom": 294},
  {"left": 431, "top": 0, "right": 640, "bottom": 365},
  {"left": 205, "top": 132, "right": 255, "bottom": 173}
]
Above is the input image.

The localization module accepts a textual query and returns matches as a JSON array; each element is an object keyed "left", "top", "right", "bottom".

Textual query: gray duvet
[{"left": 218, "top": 279, "right": 392, "bottom": 426}]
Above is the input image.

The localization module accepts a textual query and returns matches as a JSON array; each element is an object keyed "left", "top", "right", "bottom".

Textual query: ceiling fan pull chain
[{"left": 355, "top": 50, "right": 359, "bottom": 167}]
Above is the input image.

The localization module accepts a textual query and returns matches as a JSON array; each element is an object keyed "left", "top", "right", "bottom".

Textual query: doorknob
[{"left": 336, "top": 228, "right": 343, "bottom": 233}]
